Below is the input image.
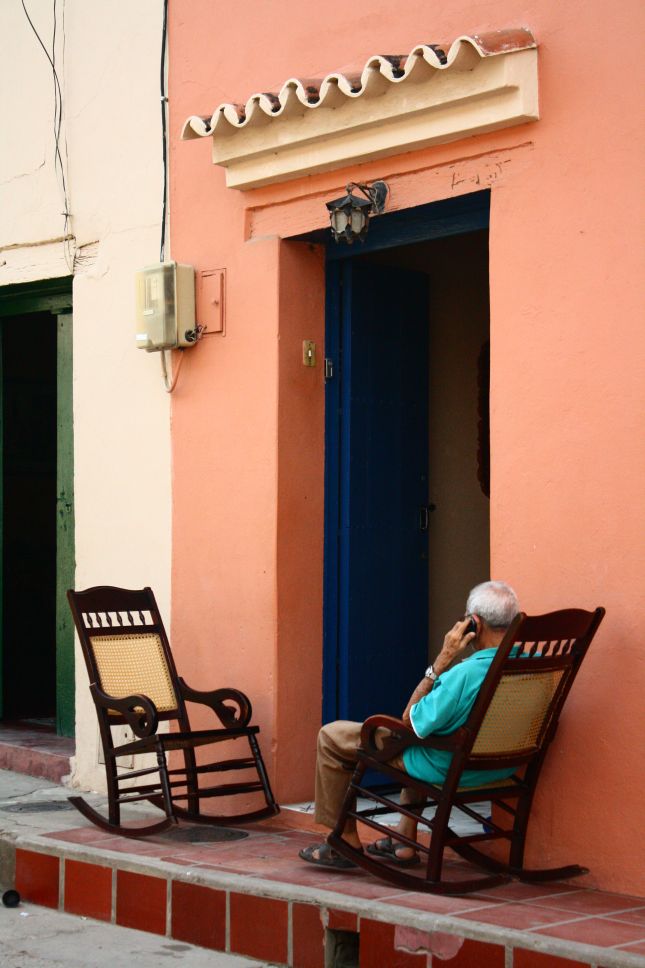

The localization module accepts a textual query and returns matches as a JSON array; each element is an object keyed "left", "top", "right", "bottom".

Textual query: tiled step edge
[
  {"left": 0, "top": 741, "right": 71, "bottom": 784},
  {"left": 5, "top": 833, "right": 645, "bottom": 968}
]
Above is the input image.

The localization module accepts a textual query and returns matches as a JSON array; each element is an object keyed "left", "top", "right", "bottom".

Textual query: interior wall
[{"left": 427, "top": 233, "right": 490, "bottom": 655}]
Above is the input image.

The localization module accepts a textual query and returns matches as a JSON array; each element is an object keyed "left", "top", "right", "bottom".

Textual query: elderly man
[{"left": 299, "top": 580, "right": 520, "bottom": 869}]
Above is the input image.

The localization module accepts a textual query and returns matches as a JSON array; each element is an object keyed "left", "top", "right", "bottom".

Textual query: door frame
[
  {"left": 322, "top": 191, "right": 490, "bottom": 723},
  {"left": 0, "top": 277, "right": 75, "bottom": 735}
]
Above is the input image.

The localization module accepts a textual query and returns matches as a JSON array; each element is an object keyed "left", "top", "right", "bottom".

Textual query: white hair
[{"left": 466, "top": 581, "right": 519, "bottom": 629}]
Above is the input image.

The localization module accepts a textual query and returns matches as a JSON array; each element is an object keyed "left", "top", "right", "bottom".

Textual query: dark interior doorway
[
  {"left": 323, "top": 212, "right": 490, "bottom": 724},
  {"left": 2, "top": 312, "right": 58, "bottom": 722},
  {"left": 363, "top": 230, "right": 491, "bottom": 659}
]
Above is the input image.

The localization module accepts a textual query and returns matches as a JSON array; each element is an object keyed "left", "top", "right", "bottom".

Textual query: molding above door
[{"left": 182, "top": 31, "right": 538, "bottom": 190}]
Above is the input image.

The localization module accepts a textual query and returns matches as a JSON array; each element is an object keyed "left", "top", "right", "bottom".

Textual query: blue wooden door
[{"left": 324, "top": 260, "right": 429, "bottom": 723}]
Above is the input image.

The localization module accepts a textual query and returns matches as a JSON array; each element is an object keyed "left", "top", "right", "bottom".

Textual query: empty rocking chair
[
  {"left": 328, "top": 607, "right": 605, "bottom": 894},
  {"left": 67, "top": 585, "right": 279, "bottom": 837}
]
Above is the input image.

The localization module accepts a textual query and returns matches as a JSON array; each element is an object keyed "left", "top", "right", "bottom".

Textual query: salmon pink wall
[
  {"left": 275, "top": 243, "right": 326, "bottom": 798},
  {"left": 169, "top": 0, "right": 645, "bottom": 893}
]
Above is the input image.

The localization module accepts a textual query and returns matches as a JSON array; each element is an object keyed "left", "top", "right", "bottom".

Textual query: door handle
[{"left": 419, "top": 503, "right": 437, "bottom": 531}]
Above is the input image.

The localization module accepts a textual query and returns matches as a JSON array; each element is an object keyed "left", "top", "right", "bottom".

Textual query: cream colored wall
[{"left": 0, "top": 1, "right": 171, "bottom": 789}]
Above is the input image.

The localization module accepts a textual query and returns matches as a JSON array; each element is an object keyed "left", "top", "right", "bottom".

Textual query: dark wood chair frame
[
  {"left": 328, "top": 607, "right": 605, "bottom": 894},
  {"left": 67, "top": 585, "right": 279, "bottom": 837}
]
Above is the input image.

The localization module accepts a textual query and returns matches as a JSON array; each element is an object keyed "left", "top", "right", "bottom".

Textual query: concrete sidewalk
[
  {"left": 0, "top": 903, "right": 269, "bottom": 967},
  {"left": 0, "top": 773, "right": 270, "bottom": 965}
]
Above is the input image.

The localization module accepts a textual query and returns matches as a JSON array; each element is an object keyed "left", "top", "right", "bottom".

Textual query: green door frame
[
  {"left": 56, "top": 310, "right": 75, "bottom": 736},
  {"left": 0, "top": 277, "right": 75, "bottom": 736}
]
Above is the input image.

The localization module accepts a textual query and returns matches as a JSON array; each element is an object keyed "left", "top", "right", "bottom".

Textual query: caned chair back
[
  {"left": 466, "top": 608, "right": 604, "bottom": 766},
  {"left": 472, "top": 668, "right": 564, "bottom": 756},
  {"left": 89, "top": 631, "right": 178, "bottom": 716},
  {"left": 68, "top": 586, "right": 182, "bottom": 722}
]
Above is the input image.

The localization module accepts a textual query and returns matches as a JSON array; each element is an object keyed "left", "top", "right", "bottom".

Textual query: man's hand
[
  {"left": 433, "top": 617, "right": 478, "bottom": 677},
  {"left": 401, "top": 617, "right": 477, "bottom": 726}
]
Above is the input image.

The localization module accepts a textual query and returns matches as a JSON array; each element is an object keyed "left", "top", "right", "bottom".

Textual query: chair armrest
[
  {"left": 178, "top": 679, "right": 252, "bottom": 727},
  {"left": 360, "top": 714, "right": 466, "bottom": 761},
  {"left": 360, "top": 715, "right": 417, "bottom": 761},
  {"left": 90, "top": 683, "right": 158, "bottom": 739}
]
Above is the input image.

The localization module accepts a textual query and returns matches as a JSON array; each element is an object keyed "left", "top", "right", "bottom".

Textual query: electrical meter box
[{"left": 135, "top": 262, "right": 196, "bottom": 351}]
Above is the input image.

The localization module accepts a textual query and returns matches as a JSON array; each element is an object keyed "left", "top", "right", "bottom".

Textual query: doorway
[
  {"left": 323, "top": 195, "right": 490, "bottom": 724},
  {"left": 0, "top": 280, "right": 75, "bottom": 737}
]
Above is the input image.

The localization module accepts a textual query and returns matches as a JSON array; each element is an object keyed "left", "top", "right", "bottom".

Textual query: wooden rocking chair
[
  {"left": 67, "top": 585, "right": 279, "bottom": 837},
  {"left": 328, "top": 607, "right": 604, "bottom": 894}
]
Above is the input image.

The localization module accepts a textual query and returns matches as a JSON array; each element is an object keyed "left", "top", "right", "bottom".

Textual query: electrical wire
[
  {"left": 160, "top": 349, "right": 185, "bottom": 393},
  {"left": 155, "top": 1, "right": 202, "bottom": 392},
  {"left": 159, "top": 0, "right": 169, "bottom": 262},
  {"left": 52, "top": 0, "right": 72, "bottom": 270},
  {"left": 21, "top": 0, "right": 73, "bottom": 271},
  {"left": 52, "top": 0, "right": 58, "bottom": 144},
  {"left": 54, "top": 0, "right": 73, "bottom": 269}
]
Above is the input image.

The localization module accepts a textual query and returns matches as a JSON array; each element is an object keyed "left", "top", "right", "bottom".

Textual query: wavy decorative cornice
[{"left": 182, "top": 29, "right": 538, "bottom": 190}]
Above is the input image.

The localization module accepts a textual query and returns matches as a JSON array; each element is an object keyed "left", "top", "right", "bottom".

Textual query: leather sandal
[
  {"left": 299, "top": 842, "right": 358, "bottom": 870},
  {"left": 366, "top": 836, "right": 420, "bottom": 867}
]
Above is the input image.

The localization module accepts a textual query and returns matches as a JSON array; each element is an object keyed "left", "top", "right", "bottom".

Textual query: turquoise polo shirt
[{"left": 403, "top": 648, "right": 517, "bottom": 788}]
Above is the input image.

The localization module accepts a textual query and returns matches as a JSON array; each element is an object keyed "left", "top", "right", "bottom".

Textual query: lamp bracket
[{"left": 347, "top": 180, "right": 388, "bottom": 214}]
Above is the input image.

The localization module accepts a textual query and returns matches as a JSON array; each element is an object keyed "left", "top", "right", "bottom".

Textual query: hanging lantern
[{"left": 326, "top": 181, "right": 388, "bottom": 244}]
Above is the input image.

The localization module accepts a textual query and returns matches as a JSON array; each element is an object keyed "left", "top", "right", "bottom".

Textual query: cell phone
[{"left": 465, "top": 616, "right": 477, "bottom": 636}]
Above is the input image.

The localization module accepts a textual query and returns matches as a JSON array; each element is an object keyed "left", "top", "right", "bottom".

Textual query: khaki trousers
[{"left": 314, "top": 720, "right": 407, "bottom": 829}]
